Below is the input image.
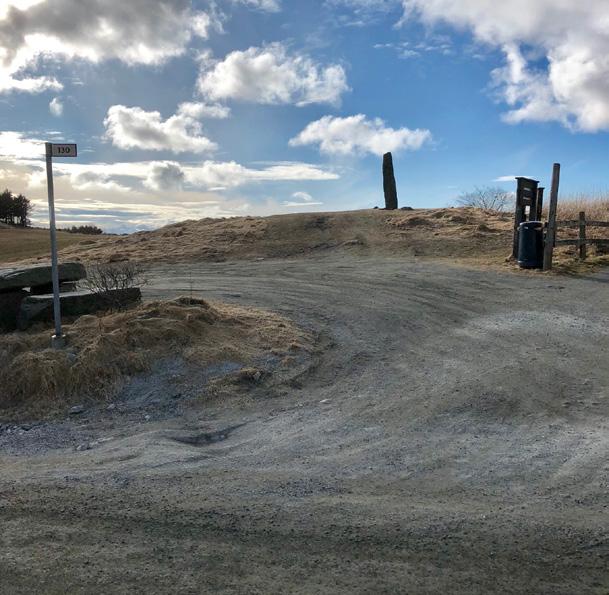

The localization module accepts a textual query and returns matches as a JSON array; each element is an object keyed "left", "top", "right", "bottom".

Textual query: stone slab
[
  {"left": 17, "top": 288, "right": 141, "bottom": 330},
  {"left": 0, "top": 263, "right": 86, "bottom": 292}
]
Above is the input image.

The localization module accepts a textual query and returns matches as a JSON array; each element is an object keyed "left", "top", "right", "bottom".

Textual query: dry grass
[
  {"left": 47, "top": 208, "right": 514, "bottom": 266},
  {"left": 0, "top": 297, "right": 312, "bottom": 414},
  {"left": 553, "top": 192, "right": 609, "bottom": 221},
  {"left": 0, "top": 226, "right": 109, "bottom": 265},
  {"left": 5, "top": 203, "right": 609, "bottom": 274},
  {"left": 545, "top": 194, "right": 609, "bottom": 271}
]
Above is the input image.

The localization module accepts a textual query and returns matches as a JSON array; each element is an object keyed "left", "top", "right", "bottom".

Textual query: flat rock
[
  {"left": 0, "top": 263, "right": 86, "bottom": 292},
  {"left": 17, "top": 288, "right": 141, "bottom": 330}
]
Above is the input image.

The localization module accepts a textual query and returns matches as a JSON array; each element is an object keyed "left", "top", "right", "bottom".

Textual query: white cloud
[
  {"left": 0, "top": 0, "right": 212, "bottom": 94},
  {"left": 2, "top": 130, "right": 339, "bottom": 192},
  {"left": 327, "top": 0, "right": 397, "bottom": 15},
  {"left": 235, "top": 0, "right": 281, "bottom": 11},
  {"left": 0, "top": 131, "right": 44, "bottom": 159},
  {"left": 49, "top": 97, "right": 63, "bottom": 117},
  {"left": 144, "top": 161, "right": 186, "bottom": 191},
  {"left": 494, "top": 175, "right": 534, "bottom": 183},
  {"left": 373, "top": 38, "right": 452, "bottom": 59},
  {"left": 19, "top": 159, "right": 337, "bottom": 205},
  {"left": 290, "top": 114, "right": 431, "bottom": 156},
  {"left": 1, "top": 136, "right": 340, "bottom": 232},
  {"left": 104, "top": 104, "right": 218, "bottom": 154},
  {"left": 282, "top": 191, "right": 324, "bottom": 207},
  {"left": 177, "top": 102, "right": 231, "bottom": 120},
  {"left": 402, "top": 0, "right": 609, "bottom": 132},
  {"left": 198, "top": 43, "right": 349, "bottom": 106},
  {"left": 292, "top": 191, "right": 315, "bottom": 202},
  {"left": 186, "top": 161, "right": 339, "bottom": 189},
  {"left": 69, "top": 171, "right": 130, "bottom": 193}
]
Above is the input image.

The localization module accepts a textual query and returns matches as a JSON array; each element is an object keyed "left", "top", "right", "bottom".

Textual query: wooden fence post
[
  {"left": 536, "top": 187, "right": 544, "bottom": 221},
  {"left": 579, "top": 211, "right": 587, "bottom": 260},
  {"left": 383, "top": 152, "right": 398, "bottom": 210},
  {"left": 543, "top": 163, "right": 561, "bottom": 271}
]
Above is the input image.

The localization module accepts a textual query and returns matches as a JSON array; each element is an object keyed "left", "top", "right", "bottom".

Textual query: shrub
[
  {"left": 84, "top": 262, "right": 148, "bottom": 310},
  {"left": 456, "top": 186, "right": 514, "bottom": 212}
]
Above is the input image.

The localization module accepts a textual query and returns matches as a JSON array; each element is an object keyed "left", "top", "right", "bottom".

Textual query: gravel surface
[{"left": 1, "top": 255, "right": 609, "bottom": 594}]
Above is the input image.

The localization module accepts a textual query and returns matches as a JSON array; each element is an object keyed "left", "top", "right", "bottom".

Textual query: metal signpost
[{"left": 45, "top": 142, "right": 77, "bottom": 348}]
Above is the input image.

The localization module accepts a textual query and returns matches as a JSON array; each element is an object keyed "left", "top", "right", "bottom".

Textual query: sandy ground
[{"left": 1, "top": 255, "right": 609, "bottom": 593}]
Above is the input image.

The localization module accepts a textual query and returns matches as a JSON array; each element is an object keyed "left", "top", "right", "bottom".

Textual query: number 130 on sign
[{"left": 51, "top": 144, "right": 77, "bottom": 158}]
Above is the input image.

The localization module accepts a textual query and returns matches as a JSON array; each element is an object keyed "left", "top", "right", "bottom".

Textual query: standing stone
[{"left": 383, "top": 152, "right": 398, "bottom": 210}]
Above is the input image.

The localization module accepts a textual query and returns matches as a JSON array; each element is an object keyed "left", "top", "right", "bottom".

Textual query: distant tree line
[
  {"left": 63, "top": 225, "right": 104, "bottom": 235},
  {"left": 0, "top": 189, "right": 32, "bottom": 227}
]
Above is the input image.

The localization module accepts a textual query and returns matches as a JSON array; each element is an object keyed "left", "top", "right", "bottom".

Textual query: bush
[
  {"left": 456, "top": 186, "right": 514, "bottom": 212},
  {"left": 85, "top": 262, "right": 147, "bottom": 292},
  {"left": 84, "top": 262, "right": 148, "bottom": 311}
]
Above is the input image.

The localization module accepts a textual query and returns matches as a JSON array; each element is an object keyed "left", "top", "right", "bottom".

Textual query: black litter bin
[{"left": 518, "top": 221, "right": 544, "bottom": 269}]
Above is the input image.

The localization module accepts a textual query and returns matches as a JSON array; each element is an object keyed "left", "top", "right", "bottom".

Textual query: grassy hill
[
  {"left": 4, "top": 205, "right": 608, "bottom": 271},
  {"left": 52, "top": 208, "right": 515, "bottom": 266},
  {"left": 0, "top": 226, "right": 108, "bottom": 265}
]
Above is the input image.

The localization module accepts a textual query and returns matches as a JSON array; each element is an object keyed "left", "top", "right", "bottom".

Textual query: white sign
[{"left": 51, "top": 144, "right": 77, "bottom": 158}]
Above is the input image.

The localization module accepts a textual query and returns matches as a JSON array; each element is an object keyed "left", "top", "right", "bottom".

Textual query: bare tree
[{"left": 456, "top": 186, "right": 514, "bottom": 212}]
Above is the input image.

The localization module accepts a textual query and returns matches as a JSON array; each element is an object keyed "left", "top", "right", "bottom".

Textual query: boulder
[
  {"left": 17, "top": 288, "right": 141, "bottom": 330},
  {"left": 0, "top": 263, "right": 86, "bottom": 292},
  {"left": 0, "top": 290, "right": 27, "bottom": 332}
]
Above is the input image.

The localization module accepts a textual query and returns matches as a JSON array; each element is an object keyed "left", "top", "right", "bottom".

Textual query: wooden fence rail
[
  {"left": 553, "top": 211, "right": 609, "bottom": 261},
  {"left": 516, "top": 164, "right": 608, "bottom": 269},
  {"left": 555, "top": 220, "right": 609, "bottom": 228}
]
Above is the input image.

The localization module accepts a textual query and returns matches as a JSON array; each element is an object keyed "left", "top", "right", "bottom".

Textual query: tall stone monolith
[{"left": 383, "top": 152, "right": 398, "bottom": 210}]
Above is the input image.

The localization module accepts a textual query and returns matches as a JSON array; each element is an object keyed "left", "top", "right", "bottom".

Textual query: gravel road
[{"left": 2, "top": 255, "right": 609, "bottom": 594}]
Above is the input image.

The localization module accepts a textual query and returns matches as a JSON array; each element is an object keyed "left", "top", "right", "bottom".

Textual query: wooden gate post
[
  {"left": 383, "top": 152, "right": 398, "bottom": 210},
  {"left": 579, "top": 211, "right": 587, "bottom": 260},
  {"left": 536, "top": 187, "right": 544, "bottom": 221},
  {"left": 543, "top": 163, "right": 561, "bottom": 271},
  {"left": 513, "top": 178, "right": 526, "bottom": 258}
]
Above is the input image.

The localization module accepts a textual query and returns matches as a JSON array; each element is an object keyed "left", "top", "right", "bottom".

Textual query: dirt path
[{"left": 2, "top": 255, "right": 609, "bottom": 593}]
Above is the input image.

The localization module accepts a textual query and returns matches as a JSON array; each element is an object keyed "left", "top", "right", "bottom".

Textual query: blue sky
[{"left": 0, "top": 0, "right": 608, "bottom": 232}]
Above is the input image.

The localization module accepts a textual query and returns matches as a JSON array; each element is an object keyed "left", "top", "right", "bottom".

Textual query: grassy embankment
[
  {"left": 0, "top": 226, "right": 103, "bottom": 265},
  {"left": 1, "top": 195, "right": 608, "bottom": 272}
]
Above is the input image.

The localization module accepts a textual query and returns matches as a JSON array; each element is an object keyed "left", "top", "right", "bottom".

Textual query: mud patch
[{"left": 168, "top": 423, "right": 246, "bottom": 447}]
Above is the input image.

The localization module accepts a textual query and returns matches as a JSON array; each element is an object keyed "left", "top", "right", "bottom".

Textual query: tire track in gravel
[{"left": 2, "top": 255, "right": 609, "bottom": 593}]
